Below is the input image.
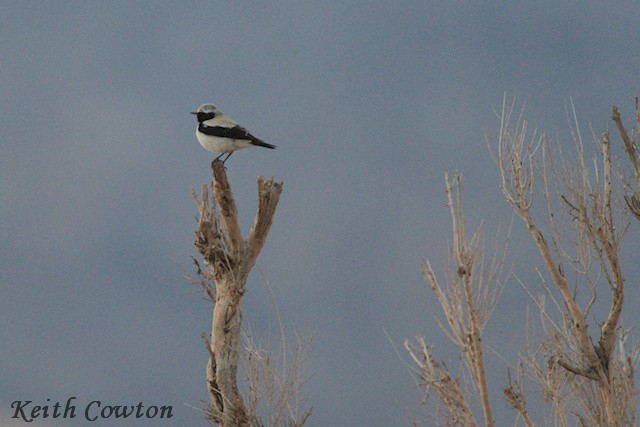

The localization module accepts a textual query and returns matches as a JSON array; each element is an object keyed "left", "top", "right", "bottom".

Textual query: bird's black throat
[{"left": 195, "top": 112, "right": 216, "bottom": 123}]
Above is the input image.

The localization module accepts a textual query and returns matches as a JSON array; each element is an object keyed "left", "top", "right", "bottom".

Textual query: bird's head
[{"left": 191, "top": 103, "right": 220, "bottom": 122}]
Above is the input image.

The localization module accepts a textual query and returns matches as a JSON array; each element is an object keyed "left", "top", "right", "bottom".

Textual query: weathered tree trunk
[{"left": 193, "top": 160, "right": 282, "bottom": 426}]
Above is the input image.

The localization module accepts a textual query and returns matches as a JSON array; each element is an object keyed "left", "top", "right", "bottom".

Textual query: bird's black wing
[{"left": 199, "top": 124, "right": 276, "bottom": 149}]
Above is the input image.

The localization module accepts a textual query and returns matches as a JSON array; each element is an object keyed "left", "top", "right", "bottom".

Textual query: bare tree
[
  {"left": 405, "top": 97, "right": 639, "bottom": 426},
  {"left": 404, "top": 172, "right": 507, "bottom": 427},
  {"left": 492, "top": 96, "right": 636, "bottom": 426},
  {"left": 192, "top": 160, "right": 282, "bottom": 426}
]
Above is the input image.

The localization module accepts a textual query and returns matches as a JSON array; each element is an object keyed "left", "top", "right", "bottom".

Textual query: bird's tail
[{"left": 252, "top": 140, "right": 276, "bottom": 149}]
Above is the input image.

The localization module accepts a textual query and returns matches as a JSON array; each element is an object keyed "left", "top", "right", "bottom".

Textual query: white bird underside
[{"left": 196, "top": 130, "right": 256, "bottom": 154}]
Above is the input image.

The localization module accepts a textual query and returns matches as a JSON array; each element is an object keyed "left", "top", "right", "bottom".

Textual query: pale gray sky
[{"left": 2, "top": 2, "right": 639, "bottom": 425}]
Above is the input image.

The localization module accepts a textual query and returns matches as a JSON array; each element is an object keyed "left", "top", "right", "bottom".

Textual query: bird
[{"left": 191, "top": 103, "right": 275, "bottom": 163}]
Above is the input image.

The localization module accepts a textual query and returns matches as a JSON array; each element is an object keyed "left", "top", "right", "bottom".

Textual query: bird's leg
[
  {"left": 222, "top": 152, "right": 233, "bottom": 164},
  {"left": 211, "top": 153, "right": 225, "bottom": 169}
]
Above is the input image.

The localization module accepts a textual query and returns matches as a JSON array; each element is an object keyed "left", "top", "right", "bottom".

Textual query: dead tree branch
[
  {"left": 612, "top": 101, "right": 640, "bottom": 221},
  {"left": 504, "top": 367, "right": 536, "bottom": 427},
  {"left": 405, "top": 172, "right": 506, "bottom": 427},
  {"left": 193, "top": 160, "right": 283, "bottom": 426}
]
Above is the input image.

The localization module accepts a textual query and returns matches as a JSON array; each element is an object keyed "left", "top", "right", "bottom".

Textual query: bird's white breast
[{"left": 196, "top": 129, "right": 254, "bottom": 154}]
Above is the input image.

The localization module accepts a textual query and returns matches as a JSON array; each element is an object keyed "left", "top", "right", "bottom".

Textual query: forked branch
[
  {"left": 612, "top": 101, "right": 640, "bottom": 221},
  {"left": 193, "top": 160, "right": 283, "bottom": 426},
  {"left": 406, "top": 172, "right": 505, "bottom": 427}
]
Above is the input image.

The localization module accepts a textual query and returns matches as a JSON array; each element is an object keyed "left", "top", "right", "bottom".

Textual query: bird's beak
[{"left": 190, "top": 111, "right": 197, "bottom": 115}]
